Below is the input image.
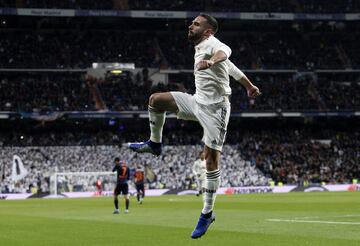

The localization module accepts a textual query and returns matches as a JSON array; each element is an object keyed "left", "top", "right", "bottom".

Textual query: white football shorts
[{"left": 170, "top": 91, "right": 231, "bottom": 151}]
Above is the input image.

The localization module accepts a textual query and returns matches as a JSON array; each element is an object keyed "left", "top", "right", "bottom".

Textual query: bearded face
[
  {"left": 188, "top": 29, "right": 203, "bottom": 43},
  {"left": 188, "top": 16, "right": 210, "bottom": 44}
]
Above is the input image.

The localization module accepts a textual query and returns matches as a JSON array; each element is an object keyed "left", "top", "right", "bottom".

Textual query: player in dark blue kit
[
  {"left": 134, "top": 166, "right": 145, "bottom": 204},
  {"left": 112, "top": 157, "right": 130, "bottom": 214}
]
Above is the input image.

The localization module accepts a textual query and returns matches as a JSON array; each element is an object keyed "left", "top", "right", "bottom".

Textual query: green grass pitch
[{"left": 0, "top": 192, "right": 359, "bottom": 246}]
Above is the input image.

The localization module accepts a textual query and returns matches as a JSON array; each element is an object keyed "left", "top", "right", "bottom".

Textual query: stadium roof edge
[{"left": 1, "top": 8, "right": 360, "bottom": 21}]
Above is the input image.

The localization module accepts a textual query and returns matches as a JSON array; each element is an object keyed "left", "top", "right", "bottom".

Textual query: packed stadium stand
[
  {"left": 0, "top": 1, "right": 359, "bottom": 195},
  {"left": 1, "top": 72, "right": 359, "bottom": 112},
  {"left": 1, "top": 22, "right": 360, "bottom": 69},
  {"left": 0, "top": 118, "right": 359, "bottom": 193},
  {"left": 0, "top": 144, "right": 269, "bottom": 193}
]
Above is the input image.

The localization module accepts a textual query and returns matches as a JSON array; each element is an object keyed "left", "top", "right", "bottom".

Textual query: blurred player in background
[
  {"left": 112, "top": 158, "right": 130, "bottom": 214},
  {"left": 95, "top": 178, "right": 102, "bottom": 196},
  {"left": 129, "top": 13, "right": 261, "bottom": 238},
  {"left": 134, "top": 165, "right": 145, "bottom": 204},
  {"left": 192, "top": 151, "right": 206, "bottom": 196}
]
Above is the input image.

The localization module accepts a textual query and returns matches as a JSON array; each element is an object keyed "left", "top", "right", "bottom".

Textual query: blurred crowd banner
[
  {"left": 1, "top": 8, "right": 360, "bottom": 21},
  {"left": 1, "top": 184, "right": 359, "bottom": 200}
]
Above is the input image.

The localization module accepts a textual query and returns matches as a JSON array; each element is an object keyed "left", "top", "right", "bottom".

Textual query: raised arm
[
  {"left": 196, "top": 39, "right": 232, "bottom": 71},
  {"left": 228, "top": 60, "right": 261, "bottom": 98},
  {"left": 196, "top": 50, "right": 228, "bottom": 70}
]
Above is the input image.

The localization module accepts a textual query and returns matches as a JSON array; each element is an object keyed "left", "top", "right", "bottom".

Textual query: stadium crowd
[
  {"left": 0, "top": 126, "right": 358, "bottom": 193},
  {"left": 0, "top": 144, "right": 268, "bottom": 193},
  {"left": 0, "top": 31, "right": 161, "bottom": 69},
  {"left": 159, "top": 23, "right": 359, "bottom": 70},
  {"left": 237, "top": 129, "right": 360, "bottom": 185},
  {"left": 0, "top": 72, "right": 150, "bottom": 112},
  {"left": 1, "top": 0, "right": 359, "bottom": 13},
  {"left": 1, "top": 72, "right": 359, "bottom": 112},
  {"left": 1, "top": 24, "right": 359, "bottom": 70},
  {"left": 0, "top": 1, "right": 359, "bottom": 195}
]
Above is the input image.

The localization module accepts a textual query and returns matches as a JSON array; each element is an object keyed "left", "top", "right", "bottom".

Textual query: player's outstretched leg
[
  {"left": 191, "top": 212, "right": 216, "bottom": 239},
  {"left": 128, "top": 92, "right": 178, "bottom": 156},
  {"left": 128, "top": 104, "right": 164, "bottom": 156}
]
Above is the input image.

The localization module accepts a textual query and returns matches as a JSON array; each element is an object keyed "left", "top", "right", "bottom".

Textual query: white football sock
[
  {"left": 149, "top": 105, "right": 165, "bottom": 143},
  {"left": 202, "top": 169, "right": 221, "bottom": 214}
]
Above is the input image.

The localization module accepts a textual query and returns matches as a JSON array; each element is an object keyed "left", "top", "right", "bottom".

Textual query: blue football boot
[
  {"left": 191, "top": 212, "right": 216, "bottom": 239},
  {"left": 128, "top": 140, "right": 162, "bottom": 156}
]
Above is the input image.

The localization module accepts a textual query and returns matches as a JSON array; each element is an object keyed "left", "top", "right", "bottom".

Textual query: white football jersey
[{"left": 193, "top": 35, "right": 232, "bottom": 105}]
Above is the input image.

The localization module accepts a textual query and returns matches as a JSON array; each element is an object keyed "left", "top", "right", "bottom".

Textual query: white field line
[
  {"left": 266, "top": 219, "right": 360, "bottom": 225},
  {"left": 293, "top": 214, "right": 360, "bottom": 220},
  {"left": 332, "top": 214, "right": 360, "bottom": 218},
  {"left": 293, "top": 216, "right": 320, "bottom": 219}
]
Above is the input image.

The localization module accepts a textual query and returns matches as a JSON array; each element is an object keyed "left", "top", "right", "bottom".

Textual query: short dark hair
[
  {"left": 199, "top": 13, "right": 218, "bottom": 34},
  {"left": 114, "top": 157, "right": 120, "bottom": 162}
]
